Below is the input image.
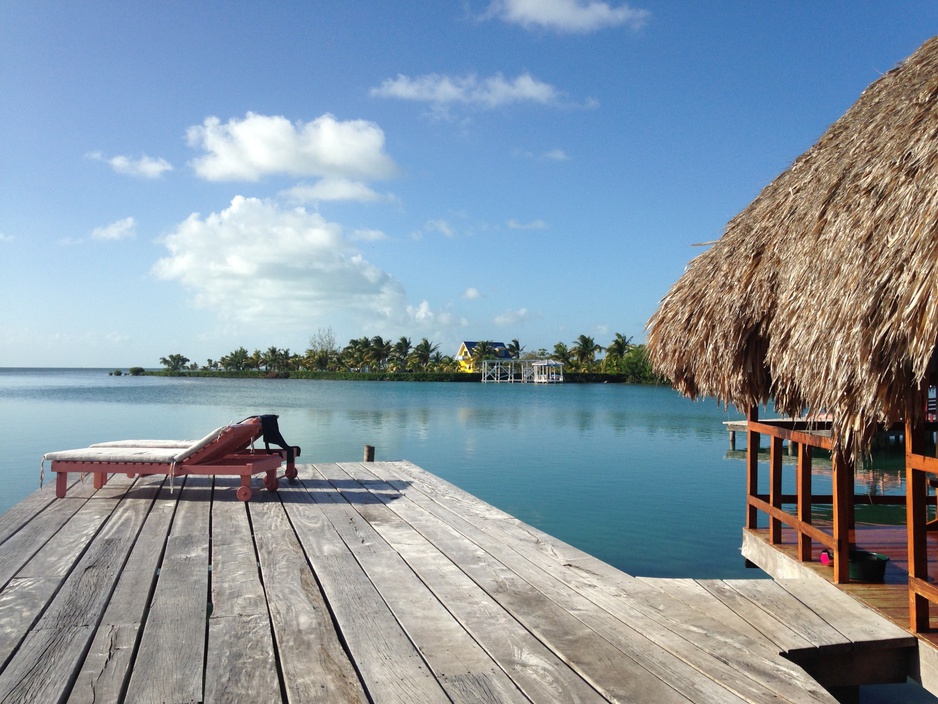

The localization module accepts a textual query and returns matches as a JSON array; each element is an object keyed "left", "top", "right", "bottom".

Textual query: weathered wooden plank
[
  {"left": 696, "top": 578, "right": 816, "bottom": 653},
  {"left": 772, "top": 578, "right": 915, "bottom": 650},
  {"left": 333, "top": 465, "right": 714, "bottom": 703},
  {"left": 308, "top": 465, "right": 527, "bottom": 704},
  {"left": 319, "top": 552, "right": 450, "bottom": 704},
  {"left": 320, "top": 466, "right": 608, "bottom": 703},
  {"left": 0, "top": 477, "right": 79, "bottom": 547},
  {"left": 204, "top": 486, "right": 280, "bottom": 703},
  {"left": 376, "top": 462, "right": 840, "bottom": 702},
  {"left": 361, "top": 461, "right": 843, "bottom": 704},
  {"left": 354, "top": 468, "right": 800, "bottom": 701},
  {"left": 205, "top": 614, "right": 279, "bottom": 704},
  {"left": 0, "top": 475, "right": 156, "bottom": 703},
  {"left": 250, "top": 487, "right": 368, "bottom": 704},
  {"left": 709, "top": 579, "right": 852, "bottom": 654},
  {"left": 0, "top": 494, "right": 88, "bottom": 591},
  {"left": 282, "top": 484, "right": 449, "bottom": 704},
  {"left": 0, "top": 484, "right": 122, "bottom": 669},
  {"left": 68, "top": 476, "right": 174, "bottom": 704},
  {"left": 124, "top": 476, "right": 211, "bottom": 704}
]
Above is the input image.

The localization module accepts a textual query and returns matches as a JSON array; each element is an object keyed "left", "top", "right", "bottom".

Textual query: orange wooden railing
[{"left": 745, "top": 409, "right": 908, "bottom": 585}]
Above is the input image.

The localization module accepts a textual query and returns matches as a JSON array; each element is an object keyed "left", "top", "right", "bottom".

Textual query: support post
[
  {"left": 770, "top": 434, "right": 783, "bottom": 544},
  {"left": 797, "top": 440, "right": 813, "bottom": 561},
  {"left": 364, "top": 444, "right": 375, "bottom": 462},
  {"left": 831, "top": 448, "right": 852, "bottom": 584},
  {"left": 907, "top": 413, "right": 930, "bottom": 631},
  {"left": 746, "top": 407, "right": 759, "bottom": 530}
]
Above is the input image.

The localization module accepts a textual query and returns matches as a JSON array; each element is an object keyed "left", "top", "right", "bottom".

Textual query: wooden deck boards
[{"left": 0, "top": 461, "right": 918, "bottom": 703}]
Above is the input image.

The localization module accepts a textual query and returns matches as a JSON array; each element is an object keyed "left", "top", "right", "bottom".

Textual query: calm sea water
[{"left": 3, "top": 368, "right": 932, "bottom": 702}]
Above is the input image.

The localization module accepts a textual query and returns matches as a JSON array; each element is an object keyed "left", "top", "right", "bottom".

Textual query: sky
[{"left": 1, "top": 2, "right": 936, "bottom": 368}]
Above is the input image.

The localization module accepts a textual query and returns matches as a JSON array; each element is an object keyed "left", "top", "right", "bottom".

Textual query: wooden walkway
[{"left": 0, "top": 461, "right": 917, "bottom": 703}]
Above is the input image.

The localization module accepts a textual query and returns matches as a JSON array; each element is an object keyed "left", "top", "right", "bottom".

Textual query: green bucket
[{"left": 848, "top": 549, "right": 889, "bottom": 582}]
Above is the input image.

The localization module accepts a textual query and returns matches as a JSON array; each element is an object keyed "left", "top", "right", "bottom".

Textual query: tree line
[{"left": 158, "top": 329, "right": 660, "bottom": 382}]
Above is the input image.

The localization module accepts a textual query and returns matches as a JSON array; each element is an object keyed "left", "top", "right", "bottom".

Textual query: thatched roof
[{"left": 646, "top": 36, "right": 938, "bottom": 459}]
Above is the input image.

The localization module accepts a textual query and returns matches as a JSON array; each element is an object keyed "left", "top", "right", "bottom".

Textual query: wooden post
[
  {"left": 797, "top": 440, "right": 813, "bottom": 561},
  {"left": 907, "top": 414, "right": 930, "bottom": 631},
  {"left": 746, "top": 407, "right": 759, "bottom": 530},
  {"left": 769, "top": 435, "right": 783, "bottom": 544},
  {"left": 831, "top": 448, "right": 852, "bottom": 583},
  {"left": 364, "top": 444, "right": 375, "bottom": 462}
]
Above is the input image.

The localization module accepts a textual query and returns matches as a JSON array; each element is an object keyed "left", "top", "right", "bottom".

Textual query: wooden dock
[{"left": 0, "top": 461, "right": 918, "bottom": 703}]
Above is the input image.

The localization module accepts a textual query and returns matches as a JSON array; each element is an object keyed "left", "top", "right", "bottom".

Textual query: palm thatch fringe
[{"left": 647, "top": 36, "right": 938, "bottom": 460}]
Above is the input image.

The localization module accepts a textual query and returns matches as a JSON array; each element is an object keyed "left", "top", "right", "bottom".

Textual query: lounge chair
[{"left": 42, "top": 415, "right": 300, "bottom": 502}]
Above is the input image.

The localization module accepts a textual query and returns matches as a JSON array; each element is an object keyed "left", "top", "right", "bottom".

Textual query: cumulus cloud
[
  {"left": 187, "top": 112, "right": 397, "bottom": 182},
  {"left": 507, "top": 218, "right": 547, "bottom": 230},
  {"left": 152, "top": 196, "right": 406, "bottom": 327},
  {"left": 89, "top": 152, "right": 173, "bottom": 178},
  {"left": 372, "top": 72, "right": 561, "bottom": 109},
  {"left": 487, "top": 0, "right": 649, "bottom": 33},
  {"left": 280, "top": 178, "right": 394, "bottom": 204},
  {"left": 406, "top": 301, "right": 459, "bottom": 327},
  {"left": 463, "top": 287, "right": 482, "bottom": 300},
  {"left": 91, "top": 217, "right": 136, "bottom": 241}
]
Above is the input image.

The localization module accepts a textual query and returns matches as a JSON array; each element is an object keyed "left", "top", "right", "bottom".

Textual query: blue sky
[{"left": 1, "top": 2, "right": 935, "bottom": 367}]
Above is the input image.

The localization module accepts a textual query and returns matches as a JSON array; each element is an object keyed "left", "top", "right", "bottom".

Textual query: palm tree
[
  {"left": 469, "top": 341, "right": 496, "bottom": 372},
  {"left": 342, "top": 337, "right": 371, "bottom": 371},
  {"left": 159, "top": 354, "right": 190, "bottom": 372},
  {"left": 571, "top": 335, "right": 603, "bottom": 371},
  {"left": 410, "top": 338, "right": 439, "bottom": 371},
  {"left": 391, "top": 336, "right": 412, "bottom": 371},
  {"left": 603, "top": 333, "right": 634, "bottom": 372},
  {"left": 429, "top": 351, "right": 454, "bottom": 372},
  {"left": 221, "top": 346, "right": 249, "bottom": 371},
  {"left": 369, "top": 336, "right": 392, "bottom": 370},
  {"left": 507, "top": 339, "right": 524, "bottom": 359},
  {"left": 551, "top": 342, "right": 572, "bottom": 367}
]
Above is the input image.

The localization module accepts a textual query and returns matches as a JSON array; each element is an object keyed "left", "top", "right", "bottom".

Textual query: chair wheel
[
  {"left": 237, "top": 485, "right": 252, "bottom": 502},
  {"left": 264, "top": 474, "right": 279, "bottom": 492},
  {"left": 285, "top": 467, "right": 297, "bottom": 480}
]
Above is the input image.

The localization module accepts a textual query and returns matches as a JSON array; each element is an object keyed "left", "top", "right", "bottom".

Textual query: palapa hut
[{"left": 647, "top": 36, "right": 938, "bottom": 631}]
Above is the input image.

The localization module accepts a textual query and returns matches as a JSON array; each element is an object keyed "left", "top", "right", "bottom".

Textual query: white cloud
[
  {"left": 91, "top": 217, "right": 136, "bottom": 241},
  {"left": 153, "top": 196, "right": 406, "bottom": 327},
  {"left": 350, "top": 228, "right": 388, "bottom": 242},
  {"left": 280, "top": 178, "right": 393, "bottom": 204},
  {"left": 494, "top": 307, "right": 529, "bottom": 326},
  {"left": 463, "top": 287, "right": 482, "bottom": 300},
  {"left": 406, "top": 301, "right": 459, "bottom": 327},
  {"left": 187, "top": 112, "right": 397, "bottom": 182},
  {"left": 0, "top": 232, "right": 12, "bottom": 243},
  {"left": 542, "top": 148, "right": 569, "bottom": 161},
  {"left": 487, "top": 0, "right": 649, "bottom": 33},
  {"left": 89, "top": 152, "right": 173, "bottom": 178},
  {"left": 507, "top": 218, "right": 547, "bottom": 230},
  {"left": 428, "top": 219, "right": 455, "bottom": 237},
  {"left": 371, "top": 72, "right": 561, "bottom": 109}
]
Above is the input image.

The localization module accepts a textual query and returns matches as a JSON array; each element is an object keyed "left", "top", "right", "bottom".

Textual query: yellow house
[{"left": 455, "top": 341, "right": 512, "bottom": 372}]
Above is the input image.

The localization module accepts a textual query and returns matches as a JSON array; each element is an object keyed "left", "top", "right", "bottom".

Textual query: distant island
[{"left": 143, "top": 329, "right": 662, "bottom": 384}]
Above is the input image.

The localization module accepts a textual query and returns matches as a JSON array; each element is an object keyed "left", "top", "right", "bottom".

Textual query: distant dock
[{"left": 0, "top": 460, "right": 917, "bottom": 702}]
